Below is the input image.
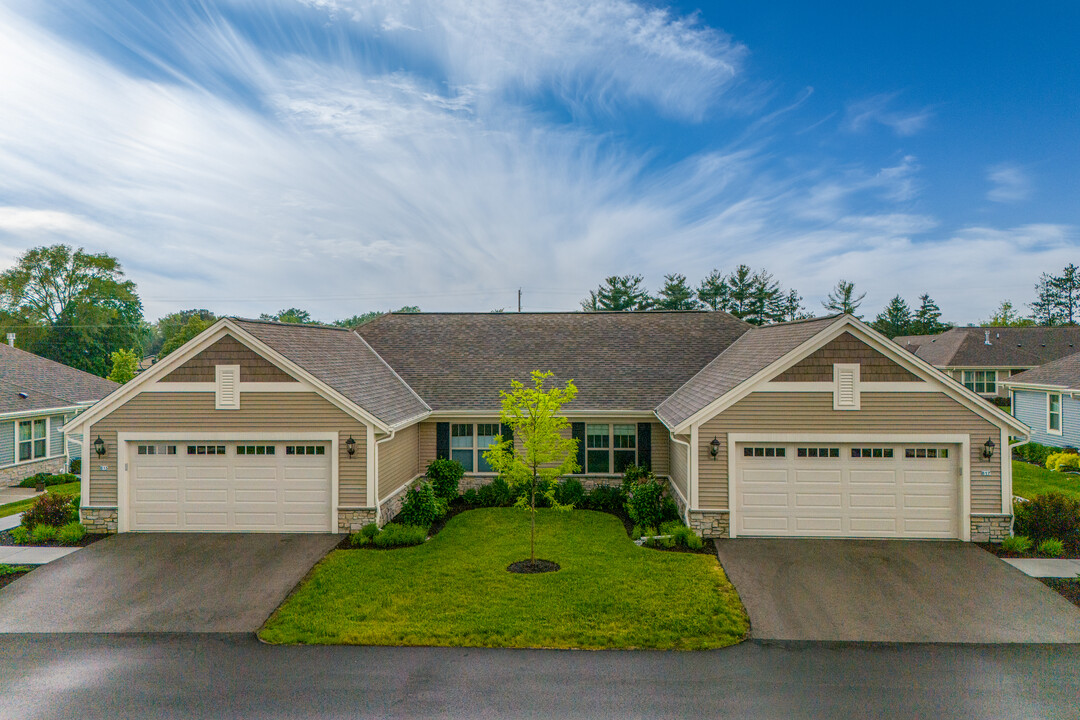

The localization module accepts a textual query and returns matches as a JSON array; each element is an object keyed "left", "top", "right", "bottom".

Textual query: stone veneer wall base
[
  {"left": 970, "top": 514, "right": 1011, "bottom": 543},
  {"left": 687, "top": 509, "right": 730, "bottom": 539},
  {"left": 338, "top": 508, "right": 377, "bottom": 533},
  {"left": 81, "top": 507, "right": 118, "bottom": 534},
  {"left": 1, "top": 456, "right": 67, "bottom": 488}
]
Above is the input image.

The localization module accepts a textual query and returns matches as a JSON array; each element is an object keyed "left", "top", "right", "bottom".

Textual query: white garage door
[
  {"left": 128, "top": 441, "right": 332, "bottom": 532},
  {"left": 735, "top": 442, "right": 959, "bottom": 538}
]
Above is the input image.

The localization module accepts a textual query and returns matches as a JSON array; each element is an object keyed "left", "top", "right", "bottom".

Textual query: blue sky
[{"left": 0, "top": 0, "right": 1076, "bottom": 323}]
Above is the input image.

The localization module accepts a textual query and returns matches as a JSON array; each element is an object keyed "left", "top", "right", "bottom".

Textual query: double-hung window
[
  {"left": 586, "top": 424, "right": 610, "bottom": 473},
  {"left": 1048, "top": 393, "right": 1062, "bottom": 435},
  {"left": 450, "top": 423, "right": 501, "bottom": 472},
  {"left": 17, "top": 419, "right": 47, "bottom": 462},
  {"left": 613, "top": 424, "right": 636, "bottom": 472},
  {"left": 962, "top": 370, "right": 996, "bottom": 394}
]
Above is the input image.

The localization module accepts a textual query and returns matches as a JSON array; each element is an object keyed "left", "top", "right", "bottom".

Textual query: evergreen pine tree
[{"left": 653, "top": 273, "right": 702, "bottom": 310}]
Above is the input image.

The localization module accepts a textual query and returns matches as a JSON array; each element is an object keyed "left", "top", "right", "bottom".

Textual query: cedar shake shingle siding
[
  {"left": 775, "top": 332, "right": 920, "bottom": 382},
  {"left": 357, "top": 312, "right": 751, "bottom": 412},
  {"left": 161, "top": 336, "right": 297, "bottom": 382}
]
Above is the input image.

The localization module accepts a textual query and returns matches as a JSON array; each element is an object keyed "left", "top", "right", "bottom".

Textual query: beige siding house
[{"left": 64, "top": 312, "right": 1027, "bottom": 541}]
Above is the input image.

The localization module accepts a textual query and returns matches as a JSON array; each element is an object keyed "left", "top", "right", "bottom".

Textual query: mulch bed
[
  {"left": 977, "top": 542, "right": 1080, "bottom": 561},
  {"left": 1039, "top": 579, "right": 1080, "bottom": 608},
  {"left": 507, "top": 559, "right": 560, "bottom": 574},
  {"left": 0, "top": 566, "right": 35, "bottom": 590},
  {"left": 640, "top": 538, "right": 717, "bottom": 555},
  {"left": 0, "top": 529, "right": 108, "bottom": 549}
]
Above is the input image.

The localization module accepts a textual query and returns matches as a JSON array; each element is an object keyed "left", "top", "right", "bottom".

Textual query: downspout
[
  {"left": 669, "top": 432, "right": 692, "bottom": 525},
  {"left": 373, "top": 428, "right": 397, "bottom": 525}
]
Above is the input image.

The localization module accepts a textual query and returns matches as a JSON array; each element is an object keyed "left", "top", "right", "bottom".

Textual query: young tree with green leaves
[
  {"left": 872, "top": 296, "right": 913, "bottom": 338},
  {"left": 653, "top": 273, "right": 702, "bottom": 310},
  {"left": 107, "top": 348, "right": 139, "bottom": 384},
  {"left": 483, "top": 371, "right": 579, "bottom": 568},
  {"left": 581, "top": 275, "right": 651, "bottom": 311},
  {"left": 822, "top": 280, "right": 865, "bottom": 317}
]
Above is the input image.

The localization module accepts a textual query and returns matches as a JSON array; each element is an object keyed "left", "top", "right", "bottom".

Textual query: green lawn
[
  {"left": 260, "top": 508, "right": 748, "bottom": 650},
  {"left": 0, "top": 481, "right": 80, "bottom": 519},
  {"left": 1012, "top": 460, "right": 1080, "bottom": 501}
]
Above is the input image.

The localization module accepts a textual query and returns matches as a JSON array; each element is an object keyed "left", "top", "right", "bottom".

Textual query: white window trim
[
  {"left": 582, "top": 423, "right": 638, "bottom": 475},
  {"left": 14, "top": 416, "right": 49, "bottom": 465},
  {"left": 215, "top": 365, "right": 241, "bottom": 410},
  {"left": 1047, "top": 392, "right": 1063, "bottom": 436},
  {"left": 450, "top": 422, "right": 501, "bottom": 474},
  {"left": 962, "top": 370, "right": 997, "bottom": 395},
  {"left": 833, "top": 363, "right": 861, "bottom": 411}
]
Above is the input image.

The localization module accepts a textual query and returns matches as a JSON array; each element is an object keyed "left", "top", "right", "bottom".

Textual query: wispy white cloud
[
  {"left": 987, "top": 163, "right": 1032, "bottom": 203},
  {"left": 844, "top": 93, "right": 932, "bottom": 137}
]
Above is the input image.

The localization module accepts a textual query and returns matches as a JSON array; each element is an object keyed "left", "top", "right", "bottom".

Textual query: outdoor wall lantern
[
  {"left": 982, "top": 436, "right": 996, "bottom": 461},
  {"left": 709, "top": 436, "right": 721, "bottom": 459},
  {"left": 93, "top": 436, "right": 106, "bottom": 457},
  {"left": 345, "top": 436, "right": 356, "bottom": 457}
]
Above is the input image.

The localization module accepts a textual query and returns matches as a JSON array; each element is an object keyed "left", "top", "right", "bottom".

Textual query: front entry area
[
  {"left": 734, "top": 441, "right": 960, "bottom": 539},
  {"left": 126, "top": 441, "right": 332, "bottom": 532}
]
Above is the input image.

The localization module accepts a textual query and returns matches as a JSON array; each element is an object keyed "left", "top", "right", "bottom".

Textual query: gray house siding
[
  {"left": 0, "top": 421, "right": 12, "bottom": 466},
  {"left": 1013, "top": 389, "right": 1080, "bottom": 448},
  {"left": 49, "top": 415, "right": 65, "bottom": 457}
]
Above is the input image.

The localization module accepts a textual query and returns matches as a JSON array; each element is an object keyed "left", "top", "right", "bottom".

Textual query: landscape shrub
[
  {"left": 476, "top": 477, "right": 513, "bottom": 507},
  {"left": 0, "top": 564, "right": 31, "bottom": 577},
  {"left": 69, "top": 495, "right": 81, "bottom": 521},
  {"left": 461, "top": 488, "right": 479, "bottom": 505},
  {"left": 21, "top": 493, "right": 73, "bottom": 531},
  {"left": 660, "top": 496, "right": 680, "bottom": 523},
  {"left": 631, "top": 524, "right": 643, "bottom": 540},
  {"left": 1001, "top": 535, "right": 1033, "bottom": 553},
  {"left": 360, "top": 523, "right": 380, "bottom": 540},
  {"left": 17, "top": 473, "right": 77, "bottom": 489},
  {"left": 582, "top": 484, "right": 626, "bottom": 512},
  {"left": 1046, "top": 452, "right": 1080, "bottom": 473},
  {"left": 57, "top": 522, "right": 86, "bottom": 546},
  {"left": 397, "top": 481, "right": 445, "bottom": 529},
  {"left": 1014, "top": 492, "right": 1080, "bottom": 550},
  {"left": 1037, "top": 538, "right": 1066, "bottom": 558},
  {"left": 69, "top": 458, "right": 81, "bottom": 475},
  {"left": 620, "top": 465, "right": 653, "bottom": 496},
  {"left": 555, "top": 479, "right": 586, "bottom": 508},
  {"left": 349, "top": 532, "right": 371, "bottom": 547},
  {"left": 426, "top": 458, "right": 465, "bottom": 500},
  {"left": 30, "top": 524, "right": 57, "bottom": 544},
  {"left": 373, "top": 523, "right": 427, "bottom": 548},
  {"left": 989, "top": 396, "right": 1011, "bottom": 408},
  {"left": 8, "top": 527, "right": 30, "bottom": 545},
  {"left": 1014, "top": 442, "right": 1057, "bottom": 467},
  {"left": 626, "top": 479, "right": 665, "bottom": 529}
]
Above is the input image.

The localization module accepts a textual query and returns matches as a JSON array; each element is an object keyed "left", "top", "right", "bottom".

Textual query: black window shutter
[
  {"left": 500, "top": 423, "right": 514, "bottom": 447},
  {"left": 436, "top": 422, "right": 450, "bottom": 460},
  {"left": 571, "top": 422, "right": 586, "bottom": 472},
  {"left": 637, "top": 422, "right": 652, "bottom": 470}
]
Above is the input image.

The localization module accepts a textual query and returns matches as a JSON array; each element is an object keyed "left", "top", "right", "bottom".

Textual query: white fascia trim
[
  {"left": 388, "top": 412, "right": 431, "bottom": 431},
  {"left": 999, "top": 381, "right": 1073, "bottom": 392},
  {"left": 4, "top": 405, "right": 82, "bottom": 425},
  {"left": 675, "top": 315, "right": 1030, "bottom": 436},
  {"left": 758, "top": 381, "right": 929, "bottom": 392},
  {"left": 726, "top": 432, "right": 972, "bottom": 542},
  {"left": 115, "top": 431, "right": 339, "bottom": 533},
  {"left": 62, "top": 319, "right": 392, "bottom": 434}
]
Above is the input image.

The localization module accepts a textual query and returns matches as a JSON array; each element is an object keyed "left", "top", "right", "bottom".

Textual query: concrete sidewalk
[
  {"left": 0, "top": 487, "right": 41, "bottom": 505},
  {"left": 0, "top": 546, "right": 79, "bottom": 565},
  {"left": 0, "top": 514, "right": 23, "bottom": 532},
  {"left": 1003, "top": 557, "right": 1080, "bottom": 578}
]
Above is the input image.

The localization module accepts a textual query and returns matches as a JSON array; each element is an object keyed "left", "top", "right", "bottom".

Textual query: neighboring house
[
  {"left": 894, "top": 326, "right": 1080, "bottom": 399},
  {"left": 62, "top": 312, "right": 1027, "bottom": 542},
  {"left": 0, "top": 342, "right": 118, "bottom": 486},
  {"left": 1000, "top": 352, "right": 1080, "bottom": 449}
]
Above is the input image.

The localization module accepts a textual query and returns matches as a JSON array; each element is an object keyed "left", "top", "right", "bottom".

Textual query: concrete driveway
[
  {"left": 0, "top": 533, "right": 340, "bottom": 633},
  {"left": 715, "top": 539, "right": 1080, "bottom": 643}
]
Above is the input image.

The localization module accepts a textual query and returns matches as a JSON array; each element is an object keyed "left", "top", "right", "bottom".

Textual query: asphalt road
[{"left": 2, "top": 635, "right": 1077, "bottom": 719}]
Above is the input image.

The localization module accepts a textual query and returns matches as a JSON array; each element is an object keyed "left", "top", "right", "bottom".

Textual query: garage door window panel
[
  {"left": 743, "top": 447, "right": 785, "bottom": 458},
  {"left": 797, "top": 447, "right": 839, "bottom": 458},
  {"left": 237, "top": 445, "right": 276, "bottom": 455},
  {"left": 188, "top": 445, "right": 226, "bottom": 455}
]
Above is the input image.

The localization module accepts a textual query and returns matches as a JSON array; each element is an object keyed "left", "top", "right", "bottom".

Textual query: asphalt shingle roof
[
  {"left": 0, "top": 343, "right": 118, "bottom": 415},
  {"left": 1003, "top": 350, "right": 1080, "bottom": 389},
  {"left": 656, "top": 315, "right": 844, "bottom": 428},
  {"left": 355, "top": 311, "right": 753, "bottom": 412},
  {"left": 895, "top": 327, "right": 1080, "bottom": 368},
  {"left": 232, "top": 319, "right": 430, "bottom": 427}
]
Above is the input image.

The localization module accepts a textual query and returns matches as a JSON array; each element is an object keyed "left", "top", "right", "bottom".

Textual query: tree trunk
[{"left": 530, "top": 466, "right": 537, "bottom": 565}]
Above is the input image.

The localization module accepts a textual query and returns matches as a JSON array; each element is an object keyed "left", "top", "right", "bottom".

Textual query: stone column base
[
  {"left": 338, "top": 508, "right": 377, "bottom": 533},
  {"left": 970, "top": 514, "right": 1011, "bottom": 543},
  {"left": 81, "top": 507, "right": 117, "bottom": 534},
  {"left": 687, "top": 509, "right": 730, "bottom": 539},
  {"left": 0, "top": 456, "right": 68, "bottom": 487}
]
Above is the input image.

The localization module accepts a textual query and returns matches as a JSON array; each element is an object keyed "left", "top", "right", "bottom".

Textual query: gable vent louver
[
  {"left": 833, "top": 363, "right": 860, "bottom": 411},
  {"left": 216, "top": 365, "right": 241, "bottom": 410}
]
